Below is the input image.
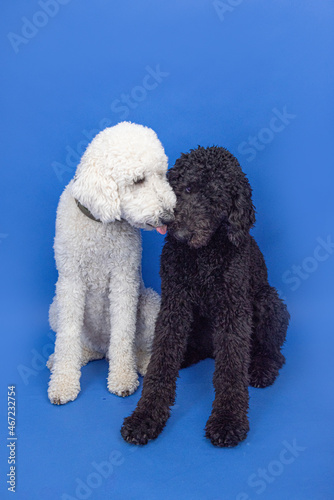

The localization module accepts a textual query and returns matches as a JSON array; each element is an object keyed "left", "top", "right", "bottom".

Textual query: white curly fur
[{"left": 47, "top": 122, "right": 176, "bottom": 404}]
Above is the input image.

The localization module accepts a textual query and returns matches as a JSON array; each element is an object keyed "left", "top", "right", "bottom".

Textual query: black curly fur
[{"left": 121, "top": 146, "right": 290, "bottom": 448}]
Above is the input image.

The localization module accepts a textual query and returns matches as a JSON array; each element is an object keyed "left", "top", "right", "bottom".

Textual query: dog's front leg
[
  {"left": 121, "top": 290, "right": 193, "bottom": 444},
  {"left": 48, "top": 276, "right": 85, "bottom": 404},
  {"left": 107, "top": 263, "right": 140, "bottom": 397},
  {"left": 205, "top": 291, "right": 252, "bottom": 447}
]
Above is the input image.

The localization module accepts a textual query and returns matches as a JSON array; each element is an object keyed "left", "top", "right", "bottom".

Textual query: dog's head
[
  {"left": 71, "top": 122, "right": 176, "bottom": 231},
  {"left": 167, "top": 146, "right": 255, "bottom": 249}
]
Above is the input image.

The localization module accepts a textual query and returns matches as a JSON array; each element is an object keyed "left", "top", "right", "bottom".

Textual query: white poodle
[{"left": 47, "top": 122, "right": 176, "bottom": 404}]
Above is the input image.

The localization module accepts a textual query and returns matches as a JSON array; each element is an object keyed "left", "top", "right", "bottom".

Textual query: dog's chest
[
  {"left": 79, "top": 236, "right": 112, "bottom": 285},
  {"left": 77, "top": 222, "right": 141, "bottom": 285},
  {"left": 185, "top": 247, "right": 226, "bottom": 297}
]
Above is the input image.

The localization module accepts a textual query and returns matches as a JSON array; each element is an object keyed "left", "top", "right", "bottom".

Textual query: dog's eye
[
  {"left": 184, "top": 186, "right": 191, "bottom": 194},
  {"left": 134, "top": 177, "right": 145, "bottom": 185}
]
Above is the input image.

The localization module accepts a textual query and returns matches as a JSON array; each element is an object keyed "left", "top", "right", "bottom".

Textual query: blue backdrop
[{"left": 1, "top": 1, "right": 333, "bottom": 499}]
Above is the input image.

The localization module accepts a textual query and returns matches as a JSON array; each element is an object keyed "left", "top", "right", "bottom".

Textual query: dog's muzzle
[
  {"left": 154, "top": 211, "right": 175, "bottom": 235},
  {"left": 159, "top": 211, "right": 175, "bottom": 226},
  {"left": 172, "top": 228, "right": 192, "bottom": 243}
]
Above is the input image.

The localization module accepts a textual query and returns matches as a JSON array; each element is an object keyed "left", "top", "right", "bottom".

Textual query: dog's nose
[
  {"left": 174, "top": 228, "right": 191, "bottom": 242},
  {"left": 160, "top": 211, "right": 175, "bottom": 226}
]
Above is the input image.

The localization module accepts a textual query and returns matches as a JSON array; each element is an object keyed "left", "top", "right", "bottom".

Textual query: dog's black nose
[
  {"left": 160, "top": 211, "right": 175, "bottom": 226},
  {"left": 174, "top": 228, "right": 191, "bottom": 242}
]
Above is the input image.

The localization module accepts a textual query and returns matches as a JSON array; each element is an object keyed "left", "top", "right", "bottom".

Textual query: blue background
[{"left": 1, "top": 1, "right": 333, "bottom": 499}]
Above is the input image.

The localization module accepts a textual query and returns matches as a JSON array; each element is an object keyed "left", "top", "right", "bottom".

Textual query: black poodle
[{"left": 121, "top": 146, "right": 289, "bottom": 447}]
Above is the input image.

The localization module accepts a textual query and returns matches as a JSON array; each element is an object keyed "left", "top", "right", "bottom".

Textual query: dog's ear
[
  {"left": 227, "top": 175, "right": 255, "bottom": 246},
  {"left": 71, "top": 156, "right": 121, "bottom": 223}
]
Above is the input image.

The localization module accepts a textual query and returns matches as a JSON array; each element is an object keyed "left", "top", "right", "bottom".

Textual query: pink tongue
[{"left": 156, "top": 225, "right": 167, "bottom": 235}]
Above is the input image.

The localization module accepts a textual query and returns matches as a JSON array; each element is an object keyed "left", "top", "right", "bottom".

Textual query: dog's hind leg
[
  {"left": 80, "top": 345, "right": 105, "bottom": 365},
  {"left": 47, "top": 345, "right": 104, "bottom": 371},
  {"left": 249, "top": 286, "right": 289, "bottom": 388},
  {"left": 47, "top": 296, "right": 104, "bottom": 371},
  {"left": 48, "top": 296, "right": 58, "bottom": 332},
  {"left": 135, "top": 287, "right": 160, "bottom": 376}
]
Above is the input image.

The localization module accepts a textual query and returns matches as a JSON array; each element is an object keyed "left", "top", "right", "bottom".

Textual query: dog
[
  {"left": 47, "top": 122, "right": 176, "bottom": 405},
  {"left": 121, "top": 145, "right": 289, "bottom": 447}
]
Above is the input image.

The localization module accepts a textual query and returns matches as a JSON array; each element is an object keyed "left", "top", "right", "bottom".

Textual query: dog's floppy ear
[
  {"left": 71, "top": 156, "right": 121, "bottom": 223},
  {"left": 227, "top": 174, "right": 255, "bottom": 246}
]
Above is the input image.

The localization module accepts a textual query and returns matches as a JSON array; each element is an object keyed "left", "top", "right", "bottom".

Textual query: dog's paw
[
  {"left": 107, "top": 371, "right": 139, "bottom": 397},
  {"left": 249, "top": 355, "right": 283, "bottom": 388},
  {"left": 121, "top": 411, "right": 164, "bottom": 445},
  {"left": 48, "top": 370, "right": 81, "bottom": 405},
  {"left": 205, "top": 414, "right": 249, "bottom": 448}
]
